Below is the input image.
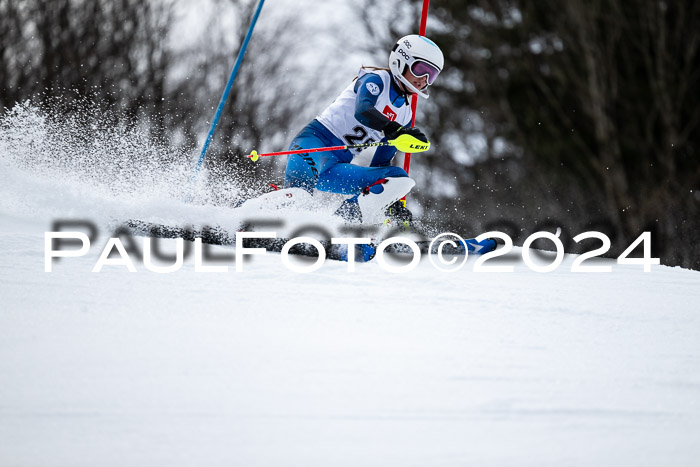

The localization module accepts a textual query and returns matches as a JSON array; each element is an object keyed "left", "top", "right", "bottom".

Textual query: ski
[
  {"left": 124, "top": 219, "right": 496, "bottom": 262},
  {"left": 125, "top": 219, "right": 349, "bottom": 260}
]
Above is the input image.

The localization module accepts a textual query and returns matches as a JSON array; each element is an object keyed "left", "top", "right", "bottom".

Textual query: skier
[{"left": 282, "top": 34, "right": 444, "bottom": 224}]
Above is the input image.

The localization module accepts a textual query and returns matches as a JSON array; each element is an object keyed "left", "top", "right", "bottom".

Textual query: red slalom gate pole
[{"left": 402, "top": 0, "right": 431, "bottom": 205}]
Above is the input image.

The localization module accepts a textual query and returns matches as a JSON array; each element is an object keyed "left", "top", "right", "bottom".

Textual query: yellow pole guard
[{"left": 388, "top": 134, "right": 431, "bottom": 153}]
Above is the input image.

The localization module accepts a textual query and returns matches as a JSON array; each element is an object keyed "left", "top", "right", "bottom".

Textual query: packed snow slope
[{"left": 1, "top": 103, "right": 700, "bottom": 466}]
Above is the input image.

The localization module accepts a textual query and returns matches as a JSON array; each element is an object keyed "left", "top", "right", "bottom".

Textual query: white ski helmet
[{"left": 389, "top": 34, "right": 444, "bottom": 99}]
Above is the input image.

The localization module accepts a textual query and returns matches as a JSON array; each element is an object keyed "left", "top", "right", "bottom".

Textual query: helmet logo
[
  {"left": 403, "top": 39, "right": 412, "bottom": 49},
  {"left": 397, "top": 47, "right": 411, "bottom": 62}
]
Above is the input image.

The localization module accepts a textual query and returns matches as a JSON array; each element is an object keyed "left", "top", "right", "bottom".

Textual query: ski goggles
[{"left": 409, "top": 60, "right": 441, "bottom": 85}]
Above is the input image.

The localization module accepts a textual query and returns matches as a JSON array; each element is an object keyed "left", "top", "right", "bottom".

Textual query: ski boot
[
  {"left": 383, "top": 200, "right": 413, "bottom": 229},
  {"left": 333, "top": 197, "right": 363, "bottom": 223}
]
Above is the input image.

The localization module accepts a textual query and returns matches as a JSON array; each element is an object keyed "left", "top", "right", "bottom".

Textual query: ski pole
[
  {"left": 248, "top": 134, "right": 431, "bottom": 161},
  {"left": 247, "top": 141, "right": 391, "bottom": 161}
]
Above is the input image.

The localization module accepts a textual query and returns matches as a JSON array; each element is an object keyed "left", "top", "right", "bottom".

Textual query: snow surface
[{"left": 2, "top": 105, "right": 700, "bottom": 466}]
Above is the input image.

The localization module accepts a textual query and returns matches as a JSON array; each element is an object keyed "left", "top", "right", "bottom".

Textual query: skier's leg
[
  {"left": 356, "top": 177, "right": 415, "bottom": 224},
  {"left": 317, "top": 160, "right": 415, "bottom": 223},
  {"left": 317, "top": 159, "right": 409, "bottom": 194},
  {"left": 283, "top": 140, "right": 327, "bottom": 193},
  {"left": 283, "top": 120, "right": 346, "bottom": 192}
]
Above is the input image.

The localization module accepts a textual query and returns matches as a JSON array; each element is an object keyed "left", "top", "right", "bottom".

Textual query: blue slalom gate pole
[{"left": 187, "top": 0, "right": 266, "bottom": 201}]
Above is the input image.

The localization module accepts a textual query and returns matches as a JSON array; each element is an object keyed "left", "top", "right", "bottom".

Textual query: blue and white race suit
[{"left": 284, "top": 69, "right": 413, "bottom": 194}]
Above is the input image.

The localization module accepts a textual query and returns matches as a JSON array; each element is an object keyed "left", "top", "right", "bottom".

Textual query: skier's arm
[
  {"left": 354, "top": 74, "right": 427, "bottom": 165},
  {"left": 353, "top": 74, "right": 396, "bottom": 132},
  {"left": 370, "top": 145, "right": 398, "bottom": 167}
]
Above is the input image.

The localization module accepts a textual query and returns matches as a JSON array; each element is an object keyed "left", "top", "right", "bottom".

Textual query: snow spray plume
[{"left": 0, "top": 97, "right": 256, "bottom": 223}]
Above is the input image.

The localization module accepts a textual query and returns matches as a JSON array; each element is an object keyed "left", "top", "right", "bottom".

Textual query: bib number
[{"left": 344, "top": 126, "right": 376, "bottom": 147}]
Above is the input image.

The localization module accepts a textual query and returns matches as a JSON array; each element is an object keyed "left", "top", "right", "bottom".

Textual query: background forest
[{"left": 1, "top": 0, "right": 698, "bottom": 269}]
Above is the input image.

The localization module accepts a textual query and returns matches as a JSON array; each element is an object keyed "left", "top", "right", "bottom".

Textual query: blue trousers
[
  {"left": 316, "top": 159, "right": 408, "bottom": 195},
  {"left": 284, "top": 120, "right": 347, "bottom": 192},
  {"left": 284, "top": 120, "right": 408, "bottom": 195}
]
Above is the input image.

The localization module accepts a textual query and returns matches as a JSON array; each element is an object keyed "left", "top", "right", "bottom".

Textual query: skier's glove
[
  {"left": 383, "top": 121, "right": 404, "bottom": 140},
  {"left": 383, "top": 121, "right": 430, "bottom": 153}
]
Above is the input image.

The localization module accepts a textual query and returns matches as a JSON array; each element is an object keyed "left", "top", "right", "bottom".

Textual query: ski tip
[
  {"left": 339, "top": 243, "right": 376, "bottom": 263},
  {"left": 461, "top": 237, "right": 497, "bottom": 255},
  {"left": 249, "top": 150, "right": 259, "bottom": 162}
]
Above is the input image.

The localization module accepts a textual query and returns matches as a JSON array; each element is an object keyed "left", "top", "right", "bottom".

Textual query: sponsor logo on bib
[{"left": 382, "top": 106, "right": 397, "bottom": 121}]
